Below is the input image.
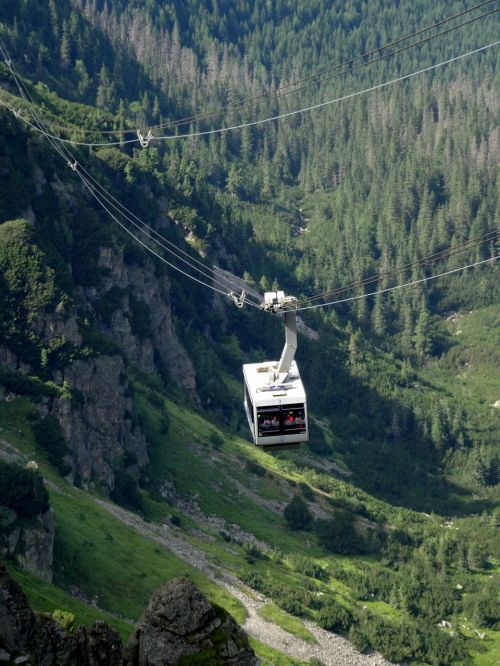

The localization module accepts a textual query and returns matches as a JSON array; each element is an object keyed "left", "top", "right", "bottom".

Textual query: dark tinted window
[
  {"left": 257, "top": 404, "right": 306, "bottom": 437},
  {"left": 257, "top": 406, "right": 281, "bottom": 437},
  {"left": 282, "top": 406, "right": 306, "bottom": 435}
]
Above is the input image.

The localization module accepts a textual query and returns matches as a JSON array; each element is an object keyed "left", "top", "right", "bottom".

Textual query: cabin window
[
  {"left": 257, "top": 403, "right": 306, "bottom": 437},
  {"left": 282, "top": 405, "right": 306, "bottom": 435}
]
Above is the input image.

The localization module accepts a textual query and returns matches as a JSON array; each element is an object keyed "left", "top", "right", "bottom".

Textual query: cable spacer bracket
[
  {"left": 137, "top": 129, "right": 153, "bottom": 147},
  {"left": 228, "top": 290, "right": 246, "bottom": 308},
  {"left": 67, "top": 160, "right": 78, "bottom": 171}
]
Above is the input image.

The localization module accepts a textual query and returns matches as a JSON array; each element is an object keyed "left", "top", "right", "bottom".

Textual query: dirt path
[{"left": 96, "top": 500, "right": 390, "bottom": 666}]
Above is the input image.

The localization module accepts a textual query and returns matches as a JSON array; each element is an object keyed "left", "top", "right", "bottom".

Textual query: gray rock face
[
  {"left": 0, "top": 564, "right": 122, "bottom": 666},
  {"left": 50, "top": 354, "right": 147, "bottom": 491},
  {"left": 0, "top": 509, "right": 54, "bottom": 583},
  {"left": 124, "top": 577, "right": 258, "bottom": 665},
  {"left": 16, "top": 509, "right": 54, "bottom": 583},
  {"left": 91, "top": 247, "right": 196, "bottom": 392}
]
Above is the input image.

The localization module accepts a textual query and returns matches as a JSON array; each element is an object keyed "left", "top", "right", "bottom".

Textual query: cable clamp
[
  {"left": 67, "top": 160, "right": 78, "bottom": 171},
  {"left": 228, "top": 290, "right": 246, "bottom": 308},
  {"left": 137, "top": 129, "right": 153, "bottom": 147}
]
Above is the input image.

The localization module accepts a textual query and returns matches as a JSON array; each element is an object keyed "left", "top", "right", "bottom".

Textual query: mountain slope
[{"left": 0, "top": 1, "right": 499, "bottom": 664}]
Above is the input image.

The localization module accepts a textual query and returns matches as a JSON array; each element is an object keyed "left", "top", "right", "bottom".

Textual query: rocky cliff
[
  {"left": 0, "top": 457, "right": 54, "bottom": 582},
  {"left": 0, "top": 218, "right": 197, "bottom": 494},
  {"left": 0, "top": 566, "right": 258, "bottom": 665},
  {"left": 0, "top": 563, "right": 122, "bottom": 666}
]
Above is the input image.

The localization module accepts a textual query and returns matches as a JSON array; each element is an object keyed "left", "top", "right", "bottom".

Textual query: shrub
[
  {"left": 298, "top": 481, "right": 315, "bottom": 502},
  {"left": 275, "top": 588, "right": 308, "bottom": 616},
  {"left": 0, "top": 366, "right": 62, "bottom": 398},
  {"left": 315, "top": 512, "right": 364, "bottom": 555},
  {"left": 244, "top": 543, "right": 267, "bottom": 562},
  {"left": 283, "top": 495, "right": 312, "bottom": 531},
  {"left": 289, "top": 554, "right": 328, "bottom": 580},
  {"left": 348, "top": 623, "right": 371, "bottom": 653},
  {"left": 110, "top": 470, "right": 143, "bottom": 511},
  {"left": 209, "top": 431, "right": 224, "bottom": 449},
  {"left": 317, "top": 598, "right": 354, "bottom": 632},
  {"left": 0, "top": 459, "right": 49, "bottom": 517},
  {"left": 170, "top": 515, "right": 181, "bottom": 527},
  {"left": 32, "top": 416, "right": 71, "bottom": 476},
  {"left": 52, "top": 609, "right": 75, "bottom": 632},
  {"left": 245, "top": 459, "right": 266, "bottom": 476}
]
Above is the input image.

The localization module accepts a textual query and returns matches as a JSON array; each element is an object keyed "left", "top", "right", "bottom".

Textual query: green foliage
[
  {"left": 283, "top": 495, "right": 312, "bottom": 531},
  {"left": 52, "top": 608, "right": 75, "bottom": 632},
  {"left": 315, "top": 513, "right": 365, "bottom": 555},
  {"left": 0, "top": 219, "right": 59, "bottom": 364},
  {"left": 288, "top": 554, "right": 327, "bottom": 581},
  {"left": 32, "top": 416, "right": 71, "bottom": 476},
  {"left": 245, "top": 459, "right": 266, "bottom": 477},
  {"left": 0, "top": 366, "right": 65, "bottom": 399},
  {"left": 317, "top": 598, "right": 354, "bottom": 633},
  {"left": 0, "top": 459, "right": 49, "bottom": 517},
  {"left": 109, "top": 469, "right": 143, "bottom": 512},
  {"left": 94, "top": 287, "right": 128, "bottom": 326}
]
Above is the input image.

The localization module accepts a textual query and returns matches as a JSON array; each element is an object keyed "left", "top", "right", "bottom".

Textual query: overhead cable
[
  {"left": 15, "top": 0, "right": 496, "bottom": 137},
  {"left": 294, "top": 256, "right": 499, "bottom": 312},
  {"left": 0, "top": 40, "right": 260, "bottom": 307},
  {"left": 3, "top": 41, "right": 499, "bottom": 148},
  {"left": 153, "top": 3, "right": 500, "bottom": 133},
  {"left": 298, "top": 229, "right": 499, "bottom": 304},
  {"left": 152, "top": 42, "right": 500, "bottom": 140}
]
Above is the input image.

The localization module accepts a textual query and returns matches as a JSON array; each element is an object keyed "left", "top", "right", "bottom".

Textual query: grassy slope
[{"left": 1, "top": 309, "right": 499, "bottom": 664}]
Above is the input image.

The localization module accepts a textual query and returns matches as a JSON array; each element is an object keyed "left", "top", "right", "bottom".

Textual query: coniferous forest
[{"left": 0, "top": 1, "right": 499, "bottom": 664}]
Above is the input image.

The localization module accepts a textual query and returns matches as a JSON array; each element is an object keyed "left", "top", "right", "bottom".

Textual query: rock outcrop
[
  {"left": 89, "top": 247, "right": 196, "bottom": 392},
  {"left": 0, "top": 563, "right": 122, "bottom": 665},
  {"left": 0, "top": 567, "right": 258, "bottom": 666},
  {"left": 0, "top": 508, "right": 55, "bottom": 583},
  {"left": 124, "top": 577, "right": 258, "bottom": 665},
  {"left": 50, "top": 354, "right": 147, "bottom": 491}
]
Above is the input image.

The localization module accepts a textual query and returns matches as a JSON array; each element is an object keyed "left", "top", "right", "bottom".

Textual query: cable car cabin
[{"left": 243, "top": 360, "right": 308, "bottom": 451}]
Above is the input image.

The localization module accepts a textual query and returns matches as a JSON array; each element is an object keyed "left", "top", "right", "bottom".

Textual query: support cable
[
  {"left": 1, "top": 35, "right": 498, "bottom": 147},
  {"left": 297, "top": 229, "right": 499, "bottom": 305},
  {"left": 152, "top": 42, "right": 500, "bottom": 141},
  {"left": 10, "top": 0, "right": 496, "bottom": 137},
  {"left": 295, "top": 256, "right": 499, "bottom": 312},
  {"left": 155, "top": 4, "right": 500, "bottom": 133},
  {"left": 0, "top": 39, "right": 497, "bottom": 314},
  {"left": 0, "top": 40, "right": 261, "bottom": 307}
]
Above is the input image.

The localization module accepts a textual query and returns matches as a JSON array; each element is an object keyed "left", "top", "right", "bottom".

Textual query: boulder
[{"left": 124, "top": 577, "right": 258, "bottom": 665}]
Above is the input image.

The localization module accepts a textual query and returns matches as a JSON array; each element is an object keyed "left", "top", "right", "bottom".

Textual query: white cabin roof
[{"left": 243, "top": 360, "right": 306, "bottom": 406}]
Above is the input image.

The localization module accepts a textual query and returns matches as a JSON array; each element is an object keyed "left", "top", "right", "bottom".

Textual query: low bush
[
  {"left": 0, "top": 459, "right": 49, "bottom": 517},
  {"left": 110, "top": 470, "right": 143, "bottom": 512},
  {"left": 245, "top": 459, "right": 266, "bottom": 476},
  {"left": 317, "top": 598, "right": 354, "bottom": 632},
  {"left": 283, "top": 495, "right": 312, "bottom": 531},
  {"left": 32, "top": 416, "right": 71, "bottom": 476}
]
